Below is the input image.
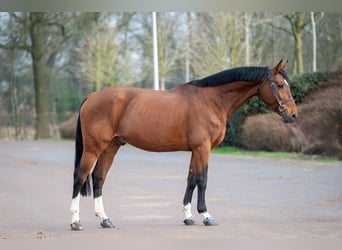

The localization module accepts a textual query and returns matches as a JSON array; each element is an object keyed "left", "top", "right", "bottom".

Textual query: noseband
[{"left": 259, "top": 70, "right": 294, "bottom": 115}]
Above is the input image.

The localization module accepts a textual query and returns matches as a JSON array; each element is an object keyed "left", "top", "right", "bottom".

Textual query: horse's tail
[{"left": 74, "top": 98, "right": 92, "bottom": 197}]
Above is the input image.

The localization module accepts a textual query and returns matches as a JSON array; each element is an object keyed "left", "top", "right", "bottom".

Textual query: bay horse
[{"left": 70, "top": 60, "right": 297, "bottom": 230}]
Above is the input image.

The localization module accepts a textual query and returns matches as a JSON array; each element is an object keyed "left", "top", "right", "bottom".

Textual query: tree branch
[
  {"left": 267, "top": 22, "right": 292, "bottom": 35},
  {"left": 0, "top": 43, "right": 31, "bottom": 51},
  {"left": 9, "top": 12, "right": 26, "bottom": 23}
]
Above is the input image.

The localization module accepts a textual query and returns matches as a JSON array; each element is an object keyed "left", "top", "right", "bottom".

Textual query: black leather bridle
[{"left": 259, "top": 69, "right": 294, "bottom": 116}]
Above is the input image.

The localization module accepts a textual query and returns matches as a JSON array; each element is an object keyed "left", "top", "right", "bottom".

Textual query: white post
[
  {"left": 311, "top": 12, "right": 317, "bottom": 72},
  {"left": 152, "top": 12, "right": 160, "bottom": 90}
]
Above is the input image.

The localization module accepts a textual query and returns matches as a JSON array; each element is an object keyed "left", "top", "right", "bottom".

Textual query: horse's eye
[{"left": 278, "top": 84, "right": 284, "bottom": 89}]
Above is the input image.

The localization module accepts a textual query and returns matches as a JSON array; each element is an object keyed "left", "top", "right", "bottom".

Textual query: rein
[{"left": 259, "top": 70, "right": 294, "bottom": 115}]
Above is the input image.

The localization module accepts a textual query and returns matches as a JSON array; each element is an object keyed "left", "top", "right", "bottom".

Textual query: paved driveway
[{"left": 0, "top": 141, "right": 341, "bottom": 239}]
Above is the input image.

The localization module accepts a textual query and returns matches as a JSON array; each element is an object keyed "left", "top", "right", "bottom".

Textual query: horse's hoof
[
  {"left": 183, "top": 217, "right": 197, "bottom": 225},
  {"left": 70, "top": 221, "right": 84, "bottom": 231},
  {"left": 203, "top": 217, "right": 218, "bottom": 226},
  {"left": 101, "top": 218, "right": 115, "bottom": 228}
]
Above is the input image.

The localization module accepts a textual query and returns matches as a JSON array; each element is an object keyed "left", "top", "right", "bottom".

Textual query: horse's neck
[{"left": 215, "top": 81, "right": 261, "bottom": 119}]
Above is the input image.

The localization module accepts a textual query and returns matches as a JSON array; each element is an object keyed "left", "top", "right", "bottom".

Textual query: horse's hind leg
[
  {"left": 70, "top": 151, "right": 98, "bottom": 230},
  {"left": 92, "top": 141, "right": 120, "bottom": 228}
]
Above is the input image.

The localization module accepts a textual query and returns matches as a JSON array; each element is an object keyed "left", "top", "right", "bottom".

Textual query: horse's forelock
[{"left": 279, "top": 69, "right": 290, "bottom": 82}]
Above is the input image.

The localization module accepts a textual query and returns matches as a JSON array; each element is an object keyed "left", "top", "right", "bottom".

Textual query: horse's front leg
[
  {"left": 196, "top": 167, "right": 217, "bottom": 226},
  {"left": 182, "top": 145, "right": 217, "bottom": 226},
  {"left": 182, "top": 171, "right": 197, "bottom": 225}
]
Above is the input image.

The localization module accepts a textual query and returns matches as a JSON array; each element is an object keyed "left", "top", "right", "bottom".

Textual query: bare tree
[
  {"left": 74, "top": 16, "right": 135, "bottom": 91},
  {"left": 310, "top": 12, "right": 324, "bottom": 72},
  {"left": 283, "top": 12, "right": 308, "bottom": 74},
  {"left": 184, "top": 13, "right": 193, "bottom": 82},
  {"left": 318, "top": 13, "right": 342, "bottom": 71},
  {"left": 134, "top": 13, "right": 182, "bottom": 89},
  {"left": 244, "top": 13, "right": 253, "bottom": 66},
  {"left": 190, "top": 13, "right": 245, "bottom": 78},
  {"left": 0, "top": 12, "right": 72, "bottom": 139},
  {"left": 266, "top": 12, "right": 309, "bottom": 74}
]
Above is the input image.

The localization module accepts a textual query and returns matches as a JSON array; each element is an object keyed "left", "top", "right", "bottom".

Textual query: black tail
[{"left": 73, "top": 98, "right": 92, "bottom": 197}]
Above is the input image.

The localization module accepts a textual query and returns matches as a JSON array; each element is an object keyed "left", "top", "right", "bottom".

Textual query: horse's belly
[
  {"left": 118, "top": 123, "right": 190, "bottom": 152},
  {"left": 129, "top": 140, "right": 190, "bottom": 152}
]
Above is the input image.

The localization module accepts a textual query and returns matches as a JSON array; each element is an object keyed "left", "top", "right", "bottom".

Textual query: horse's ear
[
  {"left": 283, "top": 60, "right": 288, "bottom": 69},
  {"left": 272, "top": 59, "right": 287, "bottom": 74}
]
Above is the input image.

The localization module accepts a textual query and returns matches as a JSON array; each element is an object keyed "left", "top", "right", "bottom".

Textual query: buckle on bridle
[
  {"left": 277, "top": 97, "right": 294, "bottom": 113},
  {"left": 278, "top": 105, "right": 286, "bottom": 113}
]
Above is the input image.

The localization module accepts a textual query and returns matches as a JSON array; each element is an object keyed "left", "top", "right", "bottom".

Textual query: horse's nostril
[{"left": 292, "top": 113, "right": 297, "bottom": 119}]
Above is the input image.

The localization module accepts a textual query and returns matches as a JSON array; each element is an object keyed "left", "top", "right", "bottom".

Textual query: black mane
[{"left": 191, "top": 66, "right": 270, "bottom": 87}]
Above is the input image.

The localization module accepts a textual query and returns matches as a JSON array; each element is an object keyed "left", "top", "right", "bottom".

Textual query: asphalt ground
[{"left": 0, "top": 141, "right": 341, "bottom": 239}]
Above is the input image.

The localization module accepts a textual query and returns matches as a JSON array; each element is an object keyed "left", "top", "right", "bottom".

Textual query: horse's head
[{"left": 259, "top": 60, "right": 298, "bottom": 123}]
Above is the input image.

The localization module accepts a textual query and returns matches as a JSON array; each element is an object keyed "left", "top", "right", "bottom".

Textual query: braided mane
[{"left": 191, "top": 66, "right": 270, "bottom": 87}]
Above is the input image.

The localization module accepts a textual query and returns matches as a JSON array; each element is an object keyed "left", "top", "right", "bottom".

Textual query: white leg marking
[
  {"left": 183, "top": 203, "right": 193, "bottom": 219},
  {"left": 70, "top": 193, "right": 81, "bottom": 223},
  {"left": 200, "top": 211, "right": 212, "bottom": 219},
  {"left": 94, "top": 196, "right": 109, "bottom": 220}
]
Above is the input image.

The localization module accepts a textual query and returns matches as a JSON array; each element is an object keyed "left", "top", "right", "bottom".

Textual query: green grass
[{"left": 212, "top": 146, "right": 339, "bottom": 163}]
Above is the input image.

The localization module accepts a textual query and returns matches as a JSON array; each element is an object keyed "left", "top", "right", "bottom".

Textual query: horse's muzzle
[{"left": 282, "top": 110, "right": 297, "bottom": 123}]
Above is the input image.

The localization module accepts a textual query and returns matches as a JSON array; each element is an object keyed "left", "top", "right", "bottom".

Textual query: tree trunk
[
  {"left": 295, "top": 12, "right": 304, "bottom": 74},
  {"left": 229, "top": 17, "right": 239, "bottom": 67},
  {"left": 295, "top": 30, "right": 304, "bottom": 74},
  {"left": 310, "top": 12, "right": 324, "bottom": 72},
  {"left": 29, "top": 12, "right": 50, "bottom": 139},
  {"left": 244, "top": 13, "right": 251, "bottom": 66},
  {"left": 185, "top": 13, "right": 192, "bottom": 82},
  {"left": 291, "top": 12, "right": 305, "bottom": 74},
  {"left": 284, "top": 12, "right": 305, "bottom": 75}
]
